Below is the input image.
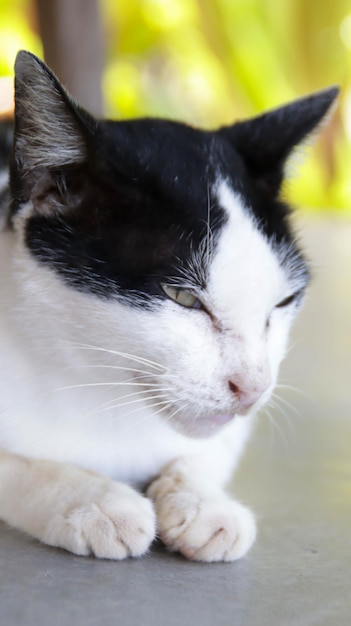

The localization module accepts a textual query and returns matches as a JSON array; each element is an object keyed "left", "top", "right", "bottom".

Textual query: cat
[{"left": 0, "top": 50, "right": 338, "bottom": 562}]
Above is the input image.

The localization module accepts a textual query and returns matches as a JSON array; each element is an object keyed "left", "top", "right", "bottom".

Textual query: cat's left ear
[{"left": 219, "top": 87, "right": 339, "bottom": 195}]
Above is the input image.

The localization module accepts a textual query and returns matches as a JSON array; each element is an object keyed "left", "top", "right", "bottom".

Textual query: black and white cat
[{"left": 0, "top": 51, "right": 338, "bottom": 562}]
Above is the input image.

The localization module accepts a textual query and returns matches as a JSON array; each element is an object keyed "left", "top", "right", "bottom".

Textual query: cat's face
[
  {"left": 8, "top": 52, "right": 338, "bottom": 437},
  {"left": 113, "top": 180, "right": 302, "bottom": 437}
]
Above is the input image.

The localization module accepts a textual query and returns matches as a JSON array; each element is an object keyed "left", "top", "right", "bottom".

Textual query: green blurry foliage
[
  {"left": 0, "top": 0, "right": 350, "bottom": 210},
  {"left": 0, "top": 0, "right": 42, "bottom": 75}
]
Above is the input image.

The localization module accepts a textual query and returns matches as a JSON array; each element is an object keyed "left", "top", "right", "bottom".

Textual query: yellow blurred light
[
  {"left": 142, "top": 0, "right": 197, "bottom": 29},
  {"left": 343, "top": 87, "right": 351, "bottom": 142},
  {"left": 340, "top": 14, "right": 351, "bottom": 49},
  {"left": 0, "top": 24, "right": 42, "bottom": 75},
  {"left": 103, "top": 61, "right": 142, "bottom": 117}
]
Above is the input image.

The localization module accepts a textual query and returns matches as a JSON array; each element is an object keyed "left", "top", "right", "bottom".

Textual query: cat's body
[{"left": 0, "top": 51, "right": 338, "bottom": 561}]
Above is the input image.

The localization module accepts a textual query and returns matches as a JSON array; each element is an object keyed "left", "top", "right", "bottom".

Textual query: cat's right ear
[
  {"left": 11, "top": 51, "right": 98, "bottom": 217},
  {"left": 13, "top": 50, "right": 96, "bottom": 176},
  {"left": 219, "top": 87, "right": 339, "bottom": 197}
]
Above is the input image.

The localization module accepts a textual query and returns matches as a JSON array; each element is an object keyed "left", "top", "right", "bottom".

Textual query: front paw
[
  {"left": 44, "top": 481, "right": 156, "bottom": 560},
  {"left": 148, "top": 479, "right": 256, "bottom": 562}
]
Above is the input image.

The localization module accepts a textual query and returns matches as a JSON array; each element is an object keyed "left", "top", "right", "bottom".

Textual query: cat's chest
[
  {"left": 0, "top": 361, "right": 205, "bottom": 480},
  {"left": 0, "top": 353, "right": 249, "bottom": 485}
]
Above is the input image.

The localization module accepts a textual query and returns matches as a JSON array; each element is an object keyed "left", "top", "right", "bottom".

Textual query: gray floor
[{"left": 1, "top": 217, "right": 351, "bottom": 626}]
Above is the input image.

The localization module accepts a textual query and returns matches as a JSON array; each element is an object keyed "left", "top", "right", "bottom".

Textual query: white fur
[{"left": 0, "top": 180, "right": 299, "bottom": 561}]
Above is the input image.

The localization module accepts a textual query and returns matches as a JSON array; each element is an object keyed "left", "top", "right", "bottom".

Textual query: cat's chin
[{"left": 168, "top": 412, "right": 237, "bottom": 439}]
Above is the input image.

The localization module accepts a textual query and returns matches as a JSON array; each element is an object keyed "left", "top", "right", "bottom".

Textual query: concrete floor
[{"left": 1, "top": 217, "right": 351, "bottom": 626}]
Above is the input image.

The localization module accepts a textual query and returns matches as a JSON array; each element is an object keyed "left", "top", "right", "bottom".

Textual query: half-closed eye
[
  {"left": 275, "top": 290, "right": 303, "bottom": 309},
  {"left": 161, "top": 284, "right": 203, "bottom": 310}
]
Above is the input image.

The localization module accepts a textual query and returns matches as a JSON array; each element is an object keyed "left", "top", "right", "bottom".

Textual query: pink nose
[{"left": 228, "top": 379, "right": 270, "bottom": 411}]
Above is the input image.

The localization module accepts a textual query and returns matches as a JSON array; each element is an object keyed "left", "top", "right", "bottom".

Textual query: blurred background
[
  {"left": 0, "top": 0, "right": 350, "bottom": 211},
  {"left": 0, "top": 4, "right": 350, "bottom": 621}
]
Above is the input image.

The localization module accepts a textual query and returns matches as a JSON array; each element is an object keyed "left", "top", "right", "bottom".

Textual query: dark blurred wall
[{"left": 36, "top": 0, "right": 104, "bottom": 116}]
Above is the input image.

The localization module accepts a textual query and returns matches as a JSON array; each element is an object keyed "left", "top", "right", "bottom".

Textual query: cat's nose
[{"left": 228, "top": 378, "right": 270, "bottom": 411}]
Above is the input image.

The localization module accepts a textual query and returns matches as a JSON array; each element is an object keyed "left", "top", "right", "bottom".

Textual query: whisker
[
  {"left": 263, "top": 404, "right": 290, "bottom": 450},
  {"left": 111, "top": 397, "right": 172, "bottom": 422},
  {"left": 61, "top": 341, "right": 165, "bottom": 372},
  {"left": 271, "top": 392, "right": 303, "bottom": 419},
  {"left": 78, "top": 388, "right": 167, "bottom": 419},
  {"left": 55, "top": 381, "right": 165, "bottom": 392},
  {"left": 70, "top": 364, "right": 157, "bottom": 378},
  {"left": 123, "top": 400, "right": 176, "bottom": 430},
  {"left": 268, "top": 398, "right": 296, "bottom": 443},
  {"left": 87, "top": 393, "right": 171, "bottom": 417},
  {"left": 261, "top": 406, "right": 276, "bottom": 453},
  {"left": 113, "top": 394, "right": 170, "bottom": 411},
  {"left": 275, "top": 383, "right": 312, "bottom": 401}
]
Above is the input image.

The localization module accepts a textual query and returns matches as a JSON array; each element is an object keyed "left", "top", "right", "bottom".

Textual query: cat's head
[{"left": 9, "top": 51, "right": 338, "bottom": 437}]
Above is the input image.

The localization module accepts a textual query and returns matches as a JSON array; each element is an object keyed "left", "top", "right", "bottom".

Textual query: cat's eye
[
  {"left": 161, "top": 284, "right": 203, "bottom": 309},
  {"left": 276, "top": 292, "right": 299, "bottom": 308},
  {"left": 266, "top": 291, "right": 301, "bottom": 330}
]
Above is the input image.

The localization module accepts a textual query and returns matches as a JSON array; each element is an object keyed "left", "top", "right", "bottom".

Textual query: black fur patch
[
  {"left": 0, "top": 119, "right": 13, "bottom": 170},
  {"left": 0, "top": 120, "right": 13, "bottom": 225},
  {"left": 25, "top": 121, "right": 228, "bottom": 306},
  {"left": 0, "top": 185, "right": 9, "bottom": 219},
  {"left": 24, "top": 118, "right": 308, "bottom": 306}
]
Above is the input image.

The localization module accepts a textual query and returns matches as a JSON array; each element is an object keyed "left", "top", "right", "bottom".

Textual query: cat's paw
[
  {"left": 44, "top": 480, "right": 156, "bottom": 559},
  {"left": 148, "top": 479, "right": 256, "bottom": 562}
]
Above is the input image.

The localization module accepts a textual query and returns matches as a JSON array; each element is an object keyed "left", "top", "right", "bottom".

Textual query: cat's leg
[
  {"left": 147, "top": 456, "right": 256, "bottom": 562},
  {"left": 0, "top": 451, "right": 156, "bottom": 558}
]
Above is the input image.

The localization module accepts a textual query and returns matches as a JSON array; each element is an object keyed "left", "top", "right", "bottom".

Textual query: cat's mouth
[
  {"left": 203, "top": 413, "right": 235, "bottom": 427},
  {"left": 194, "top": 412, "right": 236, "bottom": 435},
  {"left": 168, "top": 411, "right": 237, "bottom": 438}
]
